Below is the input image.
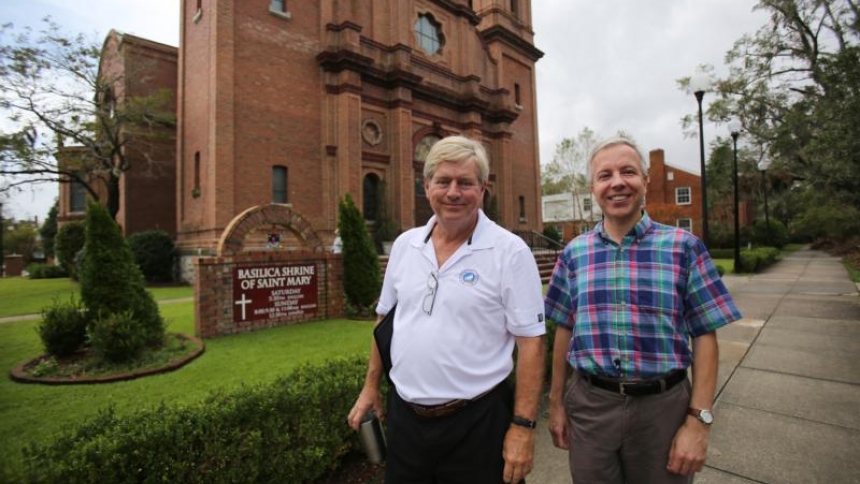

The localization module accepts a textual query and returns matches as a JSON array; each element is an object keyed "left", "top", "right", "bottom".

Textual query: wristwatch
[
  {"left": 687, "top": 407, "right": 714, "bottom": 425},
  {"left": 511, "top": 415, "right": 537, "bottom": 429}
]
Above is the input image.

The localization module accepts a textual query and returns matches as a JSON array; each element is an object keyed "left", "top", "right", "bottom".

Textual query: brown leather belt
[
  {"left": 579, "top": 369, "right": 687, "bottom": 396},
  {"left": 405, "top": 387, "right": 495, "bottom": 418}
]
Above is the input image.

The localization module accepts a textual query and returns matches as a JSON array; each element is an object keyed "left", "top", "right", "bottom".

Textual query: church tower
[{"left": 176, "top": 0, "right": 543, "bottom": 278}]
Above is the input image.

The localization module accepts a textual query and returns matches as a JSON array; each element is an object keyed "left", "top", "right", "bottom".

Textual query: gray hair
[
  {"left": 586, "top": 136, "right": 649, "bottom": 185},
  {"left": 423, "top": 135, "right": 490, "bottom": 184}
]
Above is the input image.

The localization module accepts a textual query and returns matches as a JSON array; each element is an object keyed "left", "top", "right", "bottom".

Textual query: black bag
[{"left": 373, "top": 304, "right": 395, "bottom": 386}]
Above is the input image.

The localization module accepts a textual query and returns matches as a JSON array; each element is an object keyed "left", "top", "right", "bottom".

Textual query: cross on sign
[{"left": 235, "top": 293, "right": 253, "bottom": 321}]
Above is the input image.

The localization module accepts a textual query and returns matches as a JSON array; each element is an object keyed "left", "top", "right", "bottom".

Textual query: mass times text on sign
[{"left": 233, "top": 263, "right": 319, "bottom": 323}]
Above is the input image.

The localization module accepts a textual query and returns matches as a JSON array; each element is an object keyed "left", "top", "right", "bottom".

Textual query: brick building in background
[
  {"left": 175, "top": 0, "right": 544, "bottom": 278},
  {"left": 646, "top": 149, "right": 703, "bottom": 235},
  {"left": 57, "top": 31, "right": 177, "bottom": 237}
]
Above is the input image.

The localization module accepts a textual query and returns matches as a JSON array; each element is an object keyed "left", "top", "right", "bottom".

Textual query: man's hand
[
  {"left": 548, "top": 399, "right": 569, "bottom": 450},
  {"left": 347, "top": 386, "right": 383, "bottom": 430},
  {"left": 502, "top": 425, "right": 535, "bottom": 483},
  {"left": 666, "top": 417, "right": 710, "bottom": 475}
]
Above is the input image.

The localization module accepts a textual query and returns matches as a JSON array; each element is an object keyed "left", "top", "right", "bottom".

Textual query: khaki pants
[{"left": 564, "top": 372, "right": 693, "bottom": 484}]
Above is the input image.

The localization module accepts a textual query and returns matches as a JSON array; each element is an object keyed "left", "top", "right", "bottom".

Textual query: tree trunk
[{"left": 107, "top": 173, "right": 121, "bottom": 221}]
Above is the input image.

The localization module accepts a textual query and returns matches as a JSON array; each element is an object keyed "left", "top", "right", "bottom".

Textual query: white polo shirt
[{"left": 376, "top": 210, "right": 545, "bottom": 405}]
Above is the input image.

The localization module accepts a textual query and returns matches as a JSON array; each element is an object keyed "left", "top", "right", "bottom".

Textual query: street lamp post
[
  {"left": 729, "top": 121, "right": 742, "bottom": 274},
  {"left": 0, "top": 202, "right": 4, "bottom": 278},
  {"left": 690, "top": 73, "right": 711, "bottom": 247},
  {"left": 758, "top": 156, "right": 772, "bottom": 246}
]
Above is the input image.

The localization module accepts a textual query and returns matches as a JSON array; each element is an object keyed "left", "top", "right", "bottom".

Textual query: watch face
[{"left": 700, "top": 409, "right": 714, "bottom": 424}]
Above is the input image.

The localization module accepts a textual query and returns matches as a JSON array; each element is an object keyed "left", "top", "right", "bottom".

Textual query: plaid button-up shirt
[{"left": 544, "top": 213, "right": 741, "bottom": 380}]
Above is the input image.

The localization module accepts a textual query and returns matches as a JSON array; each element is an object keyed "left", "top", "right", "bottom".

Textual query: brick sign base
[{"left": 194, "top": 204, "right": 344, "bottom": 339}]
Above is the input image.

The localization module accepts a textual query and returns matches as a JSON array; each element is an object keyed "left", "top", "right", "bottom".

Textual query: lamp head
[
  {"left": 689, "top": 73, "right": 711, "bottom": 95},
  {"left": 728, "top": 120, "right": 742, "bottom": 140}
]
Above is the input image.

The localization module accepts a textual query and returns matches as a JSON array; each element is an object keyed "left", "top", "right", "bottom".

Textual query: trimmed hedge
[
  {"left": 25, "top": 263, "right": 69, "bottom": 279},
  {"left": 22, "top": 356, "right": 371, "bottom": 484},
  {"left": 738, "top": 247, "right": 780, "bottom": 273}
]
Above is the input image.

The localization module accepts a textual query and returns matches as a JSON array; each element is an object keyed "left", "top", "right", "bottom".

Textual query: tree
[
  {"left": 3, "top": 218, "right": 38, "bottom": 264},
  {"left": 0, "top": 18, "right": 175, "bottom": 219},
  {"left": 680, "top": 0, "right": 860, "bottom": 227},
  {"left": 39, "top": 200, "right": 58, "bottom": 260},
  {"left": 338, "top": 194, "right": 382, "bottom": 317}
]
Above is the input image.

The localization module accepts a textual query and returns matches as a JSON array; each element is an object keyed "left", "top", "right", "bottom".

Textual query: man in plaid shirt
[{"left": 545, "top": 137, "right": 741, "bottom": 483}]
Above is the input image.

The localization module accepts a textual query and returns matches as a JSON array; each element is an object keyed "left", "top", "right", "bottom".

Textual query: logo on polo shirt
[{"left": 459, "top": 269, "right": 479, "bottom": 285}]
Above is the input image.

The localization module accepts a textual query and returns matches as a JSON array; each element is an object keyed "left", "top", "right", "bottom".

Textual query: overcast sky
[{"left": 2, "top": 0, "right": 769, "bottom": 222}]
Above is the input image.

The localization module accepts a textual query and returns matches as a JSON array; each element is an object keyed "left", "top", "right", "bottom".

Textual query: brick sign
[{"left": 233, "top": 263, "right": 318, "bottom": 323}]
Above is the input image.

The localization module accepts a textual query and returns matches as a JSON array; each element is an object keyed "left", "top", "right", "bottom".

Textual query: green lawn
[
  {"left": 0, "top": 280, "right": 373, "bottom": 482},
  {"left": 0, "top": 277, "right": 194, "bottom": 318},
  {"left": 713, "top": 258, "right": 734, "bottom": 275}
]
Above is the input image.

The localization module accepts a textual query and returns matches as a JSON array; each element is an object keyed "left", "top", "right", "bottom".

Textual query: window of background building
[
  {"left": 269, "top": 0, "right": 291, "bottom": 18},
  {"left": 272, "top": 166, "right": 288, "bottom": 203},
  {"left": 583, "top": 197, "right": 592, "bottom": 212},
  {"left": 193, "top": 151, "right": 201, "bottom": 198},
  {"left": 678, "top": 218, "right": 693, "bottom": 232},
  {"left": 69, "top": 172, "right": 87, "bottom": 213},
  {"left": 415, "top": 14, "right": 443, "bottom": 55},
  {"left": 363, "top": 174, "right": 380, "bottom": 221},
  {"left": 519, "top": 195, "right": 526, "bottom": 221},
  {"left": 514, "top": 83, "right": 522, "bottom": 107},
  {"left": 675, "top": 186, "right": 691, "bottom": 205},
  {"left": 193, "top": 0, "right": 203, "bottom": 23},
  {"left": 510, "top": 0, "right": 519, "bottom": 16}
]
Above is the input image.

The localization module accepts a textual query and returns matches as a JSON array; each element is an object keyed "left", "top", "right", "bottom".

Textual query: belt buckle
[{"left": 619, "top": 381, "right": 630, "bottom": 396}]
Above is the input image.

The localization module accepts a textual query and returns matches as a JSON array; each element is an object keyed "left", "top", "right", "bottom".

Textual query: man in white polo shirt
[{"left": 348, "top": 135, "right": 546, "bottom": 484}]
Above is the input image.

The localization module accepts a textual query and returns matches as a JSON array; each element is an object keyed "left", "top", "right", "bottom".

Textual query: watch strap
[{"left": 511, "top": 415, "right": 537, "bottom": 429}]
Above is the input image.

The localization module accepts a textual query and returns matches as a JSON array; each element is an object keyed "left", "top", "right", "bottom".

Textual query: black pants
[{"left": 384, "top": 383, "right": 514, "bottom": 484}]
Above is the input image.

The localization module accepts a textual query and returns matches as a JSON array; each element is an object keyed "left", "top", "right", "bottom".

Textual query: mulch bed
[{"left": 314, "top": 452, "right": 384, "bottom": 484}]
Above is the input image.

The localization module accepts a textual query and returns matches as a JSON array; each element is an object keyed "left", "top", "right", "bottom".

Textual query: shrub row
[
  {"left": 22, "top": 356, "right": 371, "bottom": 484},
  {"left": 738, "top": 247, "right": 781, "bottom": 273},
  {"left": 25, "top": 263, "right": 69, "bottom": 279}
]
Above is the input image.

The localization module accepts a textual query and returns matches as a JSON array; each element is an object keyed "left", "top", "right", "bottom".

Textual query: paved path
[{"left": 530, "top": 248, "right": 860, "bottom": 483}]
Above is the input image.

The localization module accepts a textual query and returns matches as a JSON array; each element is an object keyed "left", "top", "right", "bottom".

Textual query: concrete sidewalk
[{"left": 530, "top": 248, "right": 860, "bottom": 484}]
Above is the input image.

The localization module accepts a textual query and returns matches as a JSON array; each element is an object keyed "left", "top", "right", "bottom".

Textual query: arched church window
[{"left": 414, "top": 14, "right": 444, "bottom": 56}]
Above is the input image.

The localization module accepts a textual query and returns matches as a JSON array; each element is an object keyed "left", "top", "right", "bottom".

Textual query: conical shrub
[
  {"left": 80, "top": 201, "right": 164, "bottom": 350},
  {"left": 338, "top": 194, "right": 381, "bottom": 316}
]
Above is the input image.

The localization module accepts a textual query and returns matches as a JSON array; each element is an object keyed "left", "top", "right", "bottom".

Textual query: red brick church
[
  {"left": 176, "top": 0, "right": 544, "bottom": 276},
  {"left": 59, "top": 0, "right": 545, "bottom": 281}
]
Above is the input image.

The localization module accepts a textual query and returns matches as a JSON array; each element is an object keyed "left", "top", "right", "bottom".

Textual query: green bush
[
  {"left": 26, "top": 263, "right": 69, "bottom": 279},
  {"left": 738, "top": 247, "right": 780, "bottom": 273},
  {"left": 750, "top": 219, "right": 789, "bottom": 249},
  {"left": 21, "top": 357, "right": 370, "bottom": 484},
  {"left": 127, "top": 230, "right": 175, "bottom": 283},
  {"left": 39, "top": 201, "right": 58, "bottom": 260},
  {"left": 87, "top": 311, "right": 148, "bottom": 363},
  {"left": 54, "top": 221, "right": 85, "bottom": 277},
  {"left": 542, "top": 225, "right": 563, "bottom": 245},
  {"left": 338, "top": 194, "right": 381, "bottom": 316},
  {"left": 37, "top": 297, "right": 89, "bottom": 358},
  {"left": 792, "top": 201, "right": 860, "bottom": 242},
  {"left": 80, "top": 202, "right": 164, "bottom": 348}
]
